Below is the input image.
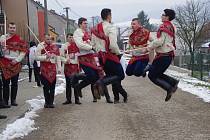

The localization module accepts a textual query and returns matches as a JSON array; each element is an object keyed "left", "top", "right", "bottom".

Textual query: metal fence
[{"left": 174, "top": 53, "right": 210, "bottom": 81}]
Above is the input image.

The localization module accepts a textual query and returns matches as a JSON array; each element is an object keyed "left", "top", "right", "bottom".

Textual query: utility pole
[
  {"left": 44, "top": 0, "right": 48, "bottom": 34},
  {"left": 64, "top": 7, "right": 70, "bottom": 33}
]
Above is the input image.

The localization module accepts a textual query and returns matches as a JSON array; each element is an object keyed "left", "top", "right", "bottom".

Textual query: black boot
[
  {"left": 0, "top": 85, "right": 10, "bottom": 108},
  {"left": 71, "top": 73, "right": 86, "bottom": 86},
  {"left": 0, "top": 115, "right": 7, "bottom": 119},
  {"left": 11, "top": 86, "right": 18, "bottom": 106},
  {"left": 160, "top": 74, "right": 179, "bottom": 93},
  {"left": 49, "top": 87, "right": 55, "bottom": 108},
  {"left": 104, "top": 86, "right": 113, "bottom": 103},
  {"left": 155, "top": 78, "right": 174, "bottom": 102},
  {"left": 119, "top": 87, "right": 128, "bottom": 103},
  {"left": 91, "top": 84, "right": 97, "bottom": 102},
  {"left": 74, "top": 79, "right": 91, "bottom": 98},
  {"left": 112, "top": 84, "right": 120, "bottom": 104},
  {"left": 63, "top": 83, "right": 72, "bottom": 105},
  {"left": 74, "top": 88, "right": 81, "bottom": 104},
  {"left": 3, "top": 84, "right": 9, "bottom": 106},
  {"left": 93, "top": 80, "right": 103, "bottom": 98},
  {"left": 93, "top": 76, "right": 119, "bottom": 99},
  {"left": 43, "top": 86, "right": 50, "bottom": 108}
]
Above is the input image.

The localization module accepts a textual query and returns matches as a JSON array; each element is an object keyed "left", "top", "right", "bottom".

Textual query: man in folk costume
[
  {"left": 60, "top": 33, "right": 81, "bottom": 105},
  {"left": 126, "top": 18, "right": 154, "bottom": 77},
  {"left": 91, "top": 8, "right": 127, "bottom": 104},
  {"left": 0, "top": 22, "right": 28, "bottom": 106},
  {"left": 36, "top": 34, "right": 61, "bottom": 108},
  {"left": 143, "top": 9, "right": 179, "bottom": 102},
  {"left": 73, "top": 18, "right": 113, "bottom": 103}
]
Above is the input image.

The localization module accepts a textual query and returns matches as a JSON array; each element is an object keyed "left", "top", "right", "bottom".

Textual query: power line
[
  {"left": 53, "top": 0, "right": 81, "bottom": 18},
  {"left": 54, "top": 0, "right": 64, "bottom": 8},
  {"left": 70, "top": 9, "right": 82, "bottom": 18}
]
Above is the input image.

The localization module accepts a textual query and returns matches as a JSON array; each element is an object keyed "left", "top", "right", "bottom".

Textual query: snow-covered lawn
[{"left": 166, "top": 69, "right": 210, "bottom": 102}]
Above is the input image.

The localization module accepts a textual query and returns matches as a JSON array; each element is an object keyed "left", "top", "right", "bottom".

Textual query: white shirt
[{"left": 29, "top": 46, "right": 40, "bottom": 67}]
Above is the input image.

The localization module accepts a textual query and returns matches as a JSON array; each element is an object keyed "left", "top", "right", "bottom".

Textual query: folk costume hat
[{"left": 164, "top": 9, "right": 175, "bottom": 21}]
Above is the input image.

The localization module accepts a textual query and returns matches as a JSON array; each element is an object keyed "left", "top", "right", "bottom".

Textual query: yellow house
[{"left": 48, "top": 25, "right": 58, "bottom": 41}]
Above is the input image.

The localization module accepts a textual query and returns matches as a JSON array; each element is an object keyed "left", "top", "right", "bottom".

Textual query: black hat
[{"left": 164, "top": 9, "right": 175, "bottom": 21}]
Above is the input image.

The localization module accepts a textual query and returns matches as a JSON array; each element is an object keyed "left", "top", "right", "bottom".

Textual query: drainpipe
[{"left": 26, "top": 0, "right": 30, "bottom": 41}]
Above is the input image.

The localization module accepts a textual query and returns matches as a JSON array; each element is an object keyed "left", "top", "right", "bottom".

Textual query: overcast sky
[{"left": 37, "top": 0, "right": 202, "bottom": 23}]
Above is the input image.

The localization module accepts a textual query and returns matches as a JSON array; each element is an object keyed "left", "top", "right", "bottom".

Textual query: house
[{"left": 0, "top": 0, "right": 77, "bottom": 42}]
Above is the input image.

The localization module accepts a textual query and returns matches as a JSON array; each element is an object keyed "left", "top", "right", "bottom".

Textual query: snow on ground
[
  {"left": 166, "top": 69, "right": 210, "bottom": 102},
  {"left": 122, "top": 55, "right": 210, "bottom": 102},
  {"left": 0, "top": 57, "right": 210, "bottom": 139},
  {"left": 0, "top": 75, "right": 66, "bottom": 140}
]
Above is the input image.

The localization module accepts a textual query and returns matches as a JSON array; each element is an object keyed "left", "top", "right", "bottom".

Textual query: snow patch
[
  {"left": 166, "top": 69, "right": 210, "bottom": 102},
  {"left": 0, "top": 75, "right": 66, "bottom": 140}
]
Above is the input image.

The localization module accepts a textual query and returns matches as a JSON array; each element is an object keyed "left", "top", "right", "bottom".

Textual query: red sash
[
  {"left": 78, "top": 53, "right": 101, "bottom": 70},
  {"left": 64, "top": 43, "right": 80, "bottom": 76},
  {"left": 128, "top": 54, "right": 149, "bottom": 65},
  {"left": 64, "top": 64, "right": 79, "bottom": 77},
  {"left": 40, "top": 43, "right": 59, "bottom": 83},
  {"left": 0, "top": 34, "right": 27, "bottom": 80},
  {"left": 128, "top": 27, "right": 150, "bottom": 64},
  {"left": 79, "top": 30, "right": 104, "bottom": 78},
  {"left": 0, "top": 58, "right": 21, "bottom": 80},
  {"left": 157, "top": 21, "right": 176, "bottom": 49},
  {"left": 91, "top": 22, "right": 120, "bottom": 64},
  {"left": 6, "top": 34, "right": 28, "bottom": 53},
  {"left": 129, "top": 27, "right": 150, "bottom": 46}
]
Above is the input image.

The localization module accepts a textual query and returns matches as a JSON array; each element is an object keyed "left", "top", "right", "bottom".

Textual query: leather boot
[
  {"left": 155, "top": 78, "right": 174, "bottom": 102},
  {"left": 11, "top": 86, "right": 18, "bottom": 106},
  {"left": 116, "top": 82, "right": 128, "bottom": 103},
  {"left": 160, "top": 74, "right": 179, "bottom": 93},
  {"left": 74, "top": 88, "right": 81, "bottom": 104},
  {"left": 0, "top": 85, "right": 10, "bottom": 108},
  {"left": 74, "top": 79, "right": 91, "bottom": 98},
  {"left": 43, "top": 86, "right": 50, "bottom": 107},
  {"left": 93, "top": 76, "right": 119, "bottom": 99},
  {"left": 63, "top": 82, "right": 72, "bottom": 105},
  {"left": 91, "top": 84, "right": 98, "bottom": 102},
  {"left": 112, "top": 84, "right": 120, "bottom": 104},
  {"left": 3, "top": 84, "right": 9, "bottom": 106},
  {"left": 104, "top": 86, "right": 113, "bottom": 103},
  {"left": 71, "top": 73, "right": 86, "bottom": 86}
]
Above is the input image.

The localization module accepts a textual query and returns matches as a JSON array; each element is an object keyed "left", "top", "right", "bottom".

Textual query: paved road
[{"left": 20, "top": 75, "right": 210, "bottom": 140}]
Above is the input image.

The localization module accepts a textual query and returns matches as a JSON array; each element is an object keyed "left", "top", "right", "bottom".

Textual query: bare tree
[{"left": 174, "top": 0, "right": 210, "bottom": 76}]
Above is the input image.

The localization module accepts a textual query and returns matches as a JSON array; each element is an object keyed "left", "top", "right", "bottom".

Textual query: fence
[{"left": 174, "top": 53, "right": 210, "bottom": 81}]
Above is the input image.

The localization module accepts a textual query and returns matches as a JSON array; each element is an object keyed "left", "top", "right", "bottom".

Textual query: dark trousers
[
  {"left": 29, "top": 65, "right": 41, "bottom": 86},
  {"left": 103, "top": 59, "right": 127, "bottom": 101},
  {"left": 79, "top": 64, "right": 99, "bottom": 90},
  {"left": 0, "top": 79, "right": 3, "bottom": 104},
  {"left": 40, "top": 75, "right": 56, "bottom": 105},
  {"left": 148, "top": 56, "right": 177, "bottom": 91},
  {"left": 2, "top": 74, "right": 19, "bottom": 104},
  {"left": 65, "top": 75, "right": 79, "bottom": 102},
  {"left": 34, "top": 67, "right": 41, "bottom": 86},
  {"left": 126, "top": 59, "right": 149, "bottom": 77}
]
